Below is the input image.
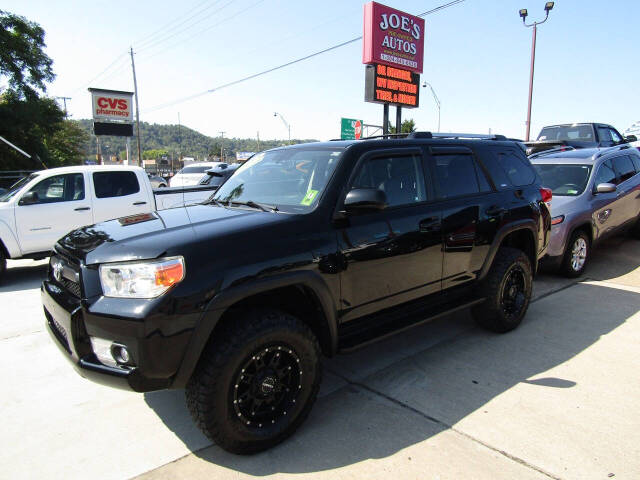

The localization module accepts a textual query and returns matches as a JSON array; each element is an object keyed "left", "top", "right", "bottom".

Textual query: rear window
[
  {"left": 538, "top": 125, "right": 595, "bottom": 142},
  {"left": 181, "top": 166, "right": 214, "bottom": 174},
  {"left": 481, "top": 148, "right": 536, "bottom": 189},
  {"left": 93, "top": 171, "right": 140, "bottom": 198}
]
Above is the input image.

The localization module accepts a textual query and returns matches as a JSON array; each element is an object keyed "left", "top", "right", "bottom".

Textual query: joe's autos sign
[
  {"left": 362, "top": 2, "right": 425, "bottom": 74},
  {"left": 89, "top": 88, "right": 133, "bottom": 122}
]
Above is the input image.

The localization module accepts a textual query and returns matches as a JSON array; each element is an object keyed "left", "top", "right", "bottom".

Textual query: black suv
[{"left": 42, "top": 133, "right": 551, "bottom": 454}]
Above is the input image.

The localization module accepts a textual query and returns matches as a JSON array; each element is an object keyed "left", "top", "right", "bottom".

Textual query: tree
[
  {"left": 0, "top": 10, "right": 54, "bottom": 99},
  {"left": 389, "top": 118, "right": 416, "bottom": 135},
  {"left": 45, "top": 120, "right": 89, "bottom": 167}
]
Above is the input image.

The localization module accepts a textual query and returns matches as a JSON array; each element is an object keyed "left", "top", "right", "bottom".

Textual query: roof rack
[{"left": 330, "top": 131, "right": 509, "bottom": 141}]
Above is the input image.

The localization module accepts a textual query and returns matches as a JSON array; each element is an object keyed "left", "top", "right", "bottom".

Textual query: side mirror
[
  {"left": 19, "top": 191, "right": 39, "bottom": 205},
  {"left": 625, "top": 135, "right": 637, "bottom": 143},
  {"left": 344, "top": 188, "right": 387, "bottom": 212},
  {"left": 595, "top": 182, "right": 616, "bottom": 194}
]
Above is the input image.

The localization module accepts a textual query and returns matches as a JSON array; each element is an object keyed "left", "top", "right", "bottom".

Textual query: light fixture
[
  {"left": 519, "top": 8, "right": 528, "bottom": 20},
  {"left": 544, "top": 2, "right": 554, "bottom": 12}
]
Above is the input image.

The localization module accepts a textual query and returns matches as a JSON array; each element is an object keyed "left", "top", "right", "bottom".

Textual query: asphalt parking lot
[{"left": 2, "top": 237, "right": 640, "bottom": 480}]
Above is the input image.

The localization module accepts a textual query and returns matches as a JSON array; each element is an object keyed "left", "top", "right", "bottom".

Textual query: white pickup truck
[{"left": 0, "top": 165, "right": 220, "bottom": 280}]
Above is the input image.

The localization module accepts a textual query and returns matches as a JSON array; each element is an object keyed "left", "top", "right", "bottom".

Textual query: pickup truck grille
[
  {"left": 45, "top": 309, "right": 71, "bottom": 353},
  {"left": 61, "top": 278, "right": 82, "bottom": 298}
]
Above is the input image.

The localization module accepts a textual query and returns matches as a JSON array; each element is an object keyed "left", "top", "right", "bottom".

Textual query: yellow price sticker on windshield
[{"left": 301, "top": 189, "right": 318, "bottom": 206}]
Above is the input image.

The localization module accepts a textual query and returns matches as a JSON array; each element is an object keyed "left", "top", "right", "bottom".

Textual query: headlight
[{"left": 99, "top": 256, "right": 185, "bottom": 298}]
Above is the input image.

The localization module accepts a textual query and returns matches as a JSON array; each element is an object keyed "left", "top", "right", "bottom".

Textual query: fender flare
[
  {"left": 171, "top": 270, "right": 338, "bottom": 388},
  {"left": 478, "top": 220, "right": 539, "bottom": 281}
]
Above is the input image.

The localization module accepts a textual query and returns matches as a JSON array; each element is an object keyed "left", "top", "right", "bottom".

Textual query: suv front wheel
[
  {"left": 186, "top": 308, "right": 322, "bottom": 454},
  {"left": 472, "top": 247, "right": 533, "bottom": 333}
]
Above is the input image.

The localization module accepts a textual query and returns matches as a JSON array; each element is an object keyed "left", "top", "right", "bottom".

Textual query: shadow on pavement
[
  {"left": 144, "top": 278, "right": 640, "bottom": 475},
  {"left": 0, "top": 261, "right": 48, "bottom": 293}
]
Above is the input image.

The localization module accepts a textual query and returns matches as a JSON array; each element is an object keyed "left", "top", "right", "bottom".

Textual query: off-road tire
[
  {"left": 186, "top": 308, "right": 322, "bottom": 454},
  {"left": 472, "top": 247, "right": 532, "bottom": 333},
  {"left": 560, "top": 230, "right": 590, "bottom": 278}
]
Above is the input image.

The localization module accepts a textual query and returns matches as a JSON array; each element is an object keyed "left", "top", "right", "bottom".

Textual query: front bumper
[{"left": 42, "top": 279, "right": 192, "bottom": 392}]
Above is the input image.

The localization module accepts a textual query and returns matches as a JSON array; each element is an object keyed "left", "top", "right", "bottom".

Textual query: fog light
[
  {"left": 90, "top": 337, "right": 117, "bottom": 367},
  {"left": 111, "top": 344, "right": 130, "bottom": 364}
]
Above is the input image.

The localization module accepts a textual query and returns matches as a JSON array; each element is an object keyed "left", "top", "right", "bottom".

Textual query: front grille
[
  {"left": 61, "top": 278, "right": 81, "bottom": 298},
  {"left": 45, "top": 310, "right": 71, "bottom": 354}
]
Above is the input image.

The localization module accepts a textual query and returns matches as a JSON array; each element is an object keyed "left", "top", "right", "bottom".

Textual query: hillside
[{"left": 76, "top": 119, "right": 318, "bottom": 161}]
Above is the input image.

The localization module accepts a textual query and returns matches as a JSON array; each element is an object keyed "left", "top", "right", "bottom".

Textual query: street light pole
[
  {"left": 519, "top": 2, "right": 554, "bottom": 141},
  {"left": 422, "top": 81, "right": 441, "bottom": 133},
  {"left": 274, "top": 112, "right": 291, "bottom": 144}
]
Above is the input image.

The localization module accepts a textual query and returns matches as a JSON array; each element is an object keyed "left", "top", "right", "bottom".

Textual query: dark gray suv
[{"left": 531, "top": 145, "right": 640, "bottom": 276}]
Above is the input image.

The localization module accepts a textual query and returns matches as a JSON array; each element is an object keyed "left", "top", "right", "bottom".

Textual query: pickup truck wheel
[
  {"left": 472, "top": 247, "right": 532, "bottom": 333},
  {"left": 560, "top": 230, "right": 589, "bottom": 277},
  {"left": 186, "top": 308, "right": 322, "bottom": 454}
]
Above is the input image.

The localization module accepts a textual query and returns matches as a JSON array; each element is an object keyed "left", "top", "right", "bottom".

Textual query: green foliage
[
  {"left": 75, "top": 120, "right": 318, "bottom": 162},
  {"left": 389, "top": 118, "right": 416, "bottom": 135},
  {"left": 0, "top": 10, "right": 54, "bottom": 99},
  {"left": 143, "top": 148, "right": 169, "bottom": 160},
  {"left": 44, "top": 120, "right": 89, "bottom": 167}
]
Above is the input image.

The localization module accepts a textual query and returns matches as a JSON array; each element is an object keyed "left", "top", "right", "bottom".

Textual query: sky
[{"left": 5, "top": 0, "right": 640, "bottom": 143}]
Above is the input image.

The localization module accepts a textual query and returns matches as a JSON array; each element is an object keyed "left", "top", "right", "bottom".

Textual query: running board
[{"left": 338, "top": 297, "right": 485, "bottom": 352}]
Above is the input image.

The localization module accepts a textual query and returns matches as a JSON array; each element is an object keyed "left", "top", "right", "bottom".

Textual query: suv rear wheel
[
  {"left": 561, "top": 230, "right": 589, "bottom": 277},
  {"left": 472, "top": 247, "right": 532, "bottom": 333},
  {"left": 186, "top": 308, "right": 322, "bottom": 454}
]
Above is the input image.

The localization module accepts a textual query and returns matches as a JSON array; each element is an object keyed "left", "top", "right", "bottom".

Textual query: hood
[{"left": 57, "top": 204, "right": 288, "bottom": 265}]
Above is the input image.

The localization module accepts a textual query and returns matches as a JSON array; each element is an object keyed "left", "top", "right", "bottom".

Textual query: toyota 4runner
[{"left": 42, "top": 132, "right": 551, "bottom": 453}]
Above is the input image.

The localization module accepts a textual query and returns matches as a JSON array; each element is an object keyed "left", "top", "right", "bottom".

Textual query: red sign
[
  {"left": 89, "top": 88, "right": 134, "bottom": 123},
  {"left": 365, "top": 64, "right": 420, "bottom": 108},
  {"left": 362, "top": 2, "right": 425, "bottom": 75},
  {"left": 355, "top": 120, "right": 362, "bottom": 139}
]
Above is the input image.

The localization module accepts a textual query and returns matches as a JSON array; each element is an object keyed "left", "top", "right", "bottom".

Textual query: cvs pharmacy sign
[{"left": 89, "top": 88, "right": 133, "bottom": 122}]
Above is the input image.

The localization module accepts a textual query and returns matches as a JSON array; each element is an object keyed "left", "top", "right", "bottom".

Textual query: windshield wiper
[{"left": 230, "top": 200, "right": 278, "bottom": 212}]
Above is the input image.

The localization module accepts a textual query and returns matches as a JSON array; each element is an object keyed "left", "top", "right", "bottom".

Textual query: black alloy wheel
[{"left": 500, "top": 265, "right": 527, "bottom": 318}]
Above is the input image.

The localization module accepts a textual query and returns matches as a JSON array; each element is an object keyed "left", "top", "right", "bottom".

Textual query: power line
[
  {"left": 69, "top": 52, "right": 129, "bottom": 95},
  {"left": 145, "top": 0, "right": 465, "bottom": 113}
]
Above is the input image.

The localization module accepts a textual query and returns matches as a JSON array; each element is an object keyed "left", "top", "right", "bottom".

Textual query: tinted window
[
  {"left": 433, "top": 154, "right": 480, "bottom": 198},
  {"left": 23, "top": 173, "right": 84, "bottom": 204},
  {"left": 475, "top": 162, "right": 492, "bottom": 192},
  {"left": 532, "top": 164, "right": 591, "bottom": 196},
  {"left": 538, "top": 125, "right": 594, "bottom": 141},
  {"left": 93, "top": 171, "right": 140, "bottom": 198},
  {"left": 478, "top": 150, "right": 511, "bottom": 190},
  {"left": 353, "top": 155, "right": 426, "bottom": 207},
  {"left": 612, "top": 156, "right": 636, "bottom": 182},
  {"left": 593, "top": 160, "right": 617, "bottom": 186},
  {"left": 497, "top": 151, "right": 535, "bottom": 186},
  {"left": 597, "top": 127, "right": 613, "bottom": 143}
]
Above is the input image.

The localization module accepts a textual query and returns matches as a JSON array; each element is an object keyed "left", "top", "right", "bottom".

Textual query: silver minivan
[{"left": 530, "top": 146, "right": 640, "bottom": 276}]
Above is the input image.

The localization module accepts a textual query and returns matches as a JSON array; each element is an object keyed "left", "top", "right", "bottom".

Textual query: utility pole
[
  {"left": 130, "top": 47, "right": 142, "bottom": 166},
  {"left": 219, "top": 131, "right": 225, "bottom": 161},
  {"left": 55, "top": 96, "right": 71, "bottom": 117},
  {"left": 257, "top": 131, "right": 261, "bottom": 152}
]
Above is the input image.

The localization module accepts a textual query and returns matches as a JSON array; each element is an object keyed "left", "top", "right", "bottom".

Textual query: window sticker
[{"left": 300, "top": 189, "right": 318, "bottom": 206}]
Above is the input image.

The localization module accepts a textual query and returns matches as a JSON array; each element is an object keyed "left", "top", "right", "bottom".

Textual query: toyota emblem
[{"left": 52, "top": 260, "right": 63, "bottom": 282}]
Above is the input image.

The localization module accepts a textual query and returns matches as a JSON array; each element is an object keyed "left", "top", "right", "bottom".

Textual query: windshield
[
  {"left": 532, "top": 164, "right": 592, "bottom": 196},
  {"left": 179, "top": 165, "right": 216, "bottom": 174},
  {"left": 538, "top": 125, "right": 595, "bottom": 142},
  {"left": 213, "top": 148, "right": 343, "bottom": 213},
  {"left": 0, "top": 173, "right": 38, "bottom": 202}
]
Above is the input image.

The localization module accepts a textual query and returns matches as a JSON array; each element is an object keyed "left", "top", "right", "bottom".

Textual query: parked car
[
  {"left": 147, "top": 174, "right": 168, "bottom": 188},
  {"left": 42, "top": 133, "right": 550, "bottom": 454},
  {"left": 525, "top": 123, "right": 636, "bottom": 156},
  {"left": 169, "top": 162, "right": 225, "bottom": 187},
  {"left": 530, "top": 145, "right": 640, "bottom": 276},
  {"left": 199, "top": 163, "right": 239, "bottom": 186}
]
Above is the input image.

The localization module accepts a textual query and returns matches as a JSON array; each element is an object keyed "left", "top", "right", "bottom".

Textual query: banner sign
[
  {"left": 363, "top": 2, "right": 425, "bottom": 75},
  {"left": 341, "top": 118, "right": 363, "bottom": 140},
  {"left": 365, "top": 64, "right": 420, "bottom": 108},
  {"left": 89, "top": 88, "right": 134, "bottom": 123}
]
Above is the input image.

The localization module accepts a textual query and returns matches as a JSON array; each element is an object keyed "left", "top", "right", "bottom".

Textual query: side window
[
  {"left": 477, "top": 150, "right": 511, "bottom": 190},
  {"left": 597, "top": 127, "right": 613, "bottom": 144},
  {"left": 352, "top": 154, "right": 426, "bottom": 207},
  {"left": 593, "top": 160, "right": 617, "bottom": 186},
  {"left": 629, "top": 154, "right": 640, "bottom": 173},
  {"left": 612, "top": 156, "right": 636, "bottom": 183},
  {"left": 93, "top": 171, "right": 140, "bottom": 198},
  {"left": 432, "top": 154, "right": 480, "bottom": 199},
  {"left": 23, "top": 173, "right": 84, "bottom": 204},
  {"left": 475, "top": 162, "right": 493, "bottom": 192},
  {"left": 497, "top": 150, "right": 535, "bottom": 186},
  {"left": 609, "top": 129, "right": 622, "bottom": 144}
]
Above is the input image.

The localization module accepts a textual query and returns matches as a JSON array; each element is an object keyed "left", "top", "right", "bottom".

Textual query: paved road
[{"left": 1, "top": 237, "right": 639, "bottom": 479}]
